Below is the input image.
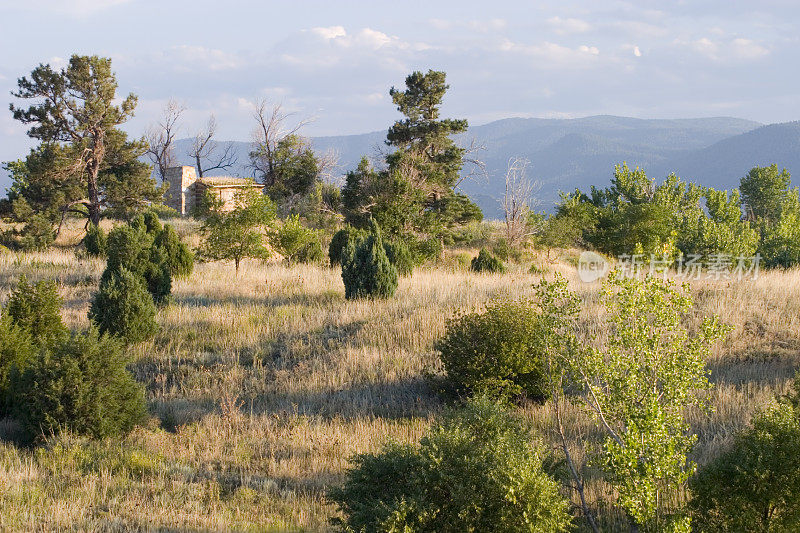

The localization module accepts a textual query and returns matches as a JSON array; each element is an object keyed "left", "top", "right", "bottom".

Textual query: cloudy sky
[{"left": 0, "top": 0, "right": 798, "bottom": 180}]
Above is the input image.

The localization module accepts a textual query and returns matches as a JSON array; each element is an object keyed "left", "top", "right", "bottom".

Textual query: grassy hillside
[{"left": 0, "top": 221, "right": 797, "bottom": 530}]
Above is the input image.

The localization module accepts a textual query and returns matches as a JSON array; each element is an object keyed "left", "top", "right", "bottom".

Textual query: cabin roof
[{"left": 195, "top": 176, "right": 262, "bottom": 188}]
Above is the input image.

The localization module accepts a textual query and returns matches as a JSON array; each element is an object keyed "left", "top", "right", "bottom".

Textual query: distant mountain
[
  {"left": 5, "top": 115, "right": 780, "bottom": 218},
  {"left": 168, "top": 115, "right": 763, "bottom": 218},
  {"left": 453, "top": 116, "right": 763, "bottom": 216},
  {"left": 653, "top": 121, "right": 800, "bottom": 191}
]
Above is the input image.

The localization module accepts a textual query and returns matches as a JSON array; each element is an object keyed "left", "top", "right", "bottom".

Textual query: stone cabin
[{"left": 164, "top": 166, "right": 263, "bottom": 216}]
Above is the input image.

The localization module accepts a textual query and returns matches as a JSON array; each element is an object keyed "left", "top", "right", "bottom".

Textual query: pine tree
[
  {"left": 11, "top": 328, "right": 146, "bottom": 440},
  {"left": 103, "top": 223, "right": 172, "bottom": 305},
  {"left": 341, "top": 223, "right": 398, "bottom": 299},
  {"left": 342, "top": 71, "right": 482, "bottom": 237},
  {"left": 5, "top": 275, "right": 68, "bottom": 343},
  {"left": 8, "top": 55, "right": 164, "bottom": 232},
  {"left": 89, "top": 267, "right": 158, "bottom": 343}
]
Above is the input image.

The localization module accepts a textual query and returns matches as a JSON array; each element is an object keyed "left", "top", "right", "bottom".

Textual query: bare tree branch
[
  {"left": 145, "top": 99, "right": 184, "bottom": 182},
  {"left": 316, "top": 148, "right": 341, "bottom": 184},
  {"left": 248, "top": 99, "right": 315, "bottom": 186},
  {"left": 501, "top": 157, "right": 540, "bottom": 245},
  {"left": 188, "top": 114, "right": 239, "bottom": 177},
  {"left": 456, "top": 137, "right": 488, "bottom": 188}
]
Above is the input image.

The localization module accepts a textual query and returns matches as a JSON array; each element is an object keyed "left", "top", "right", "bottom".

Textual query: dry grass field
[{"left": 0, "top": 220, "right": 798, "bottom": 531}]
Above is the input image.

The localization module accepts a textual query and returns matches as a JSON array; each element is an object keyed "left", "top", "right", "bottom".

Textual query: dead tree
[
  {"left": 501, "top": 157, "right": 539, "bottom": 245},
  {"left": 188, "top": 115, "right": 238, "bottom": 177},
  {"left": 248, "top": 100, "right": 315, "bottom": 186},
  {"left": 145, "top": 99, "right": 184, "bottom": 182},
  {"left": 457, "top": 137, "right": 488, "bottom": 188}
]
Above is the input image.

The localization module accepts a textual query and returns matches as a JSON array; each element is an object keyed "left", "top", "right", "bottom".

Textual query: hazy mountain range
[
  {"left": 171, "top": 115, "right": 800, "bottom": 218},
  {"left": 8, "top": 115, "right": 800, "bottom": 219}
]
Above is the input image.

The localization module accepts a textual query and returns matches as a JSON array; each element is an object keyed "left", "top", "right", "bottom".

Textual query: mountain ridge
[{"left": 6, "top": 114, "right": 794, "bottom": 219}]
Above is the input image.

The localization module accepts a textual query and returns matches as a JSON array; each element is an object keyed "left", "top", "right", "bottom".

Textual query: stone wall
[{"left": 164, "top": 166, "right": 198, "bottom": 215}]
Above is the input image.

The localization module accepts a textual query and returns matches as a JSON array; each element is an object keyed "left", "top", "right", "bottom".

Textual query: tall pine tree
[
  {"left": 8, "top": 55, "right": 163, "bottom": 233},
  {"left": 343, "top": 70, "right": 481, "bottom": 237}
]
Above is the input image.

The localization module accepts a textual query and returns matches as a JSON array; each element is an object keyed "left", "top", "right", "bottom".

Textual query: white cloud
[
  {"left": 633, "top": 46, "right": 642, "bottom": 57},
  {"left": 276, "top": 26, "right": 427, "bottom": 72},
  {"left": 730, "top": 38, "right": 769, "bottom": 59},
  {"left": 547, "top": 16, "right": 591, "bottom": 35},
  {"left": 500, "top": 40, "right": 601, "bottom": 66},
  {"left": 364, "top": 92, "right": 385, "bottom": 104},
  {"left": 303, "top": 26, "right": 409, "bottom": 51},
  {"left": 679, "top": 36, "right": 769, "bottom": 62},
  {"left": 354, "top": 28, "right": 394, "bottom": 49},
  {"left": 692, "top": 37, "right": 719, "bottom": 59},
  {"left": 311, "top": 26, "right": 347, "bottom": 40}
]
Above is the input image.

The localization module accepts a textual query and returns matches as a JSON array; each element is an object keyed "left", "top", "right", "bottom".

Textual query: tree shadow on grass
[
  {"left": 708, "top": 353, "right": 798, "bottom": 387},
  {"left": 249, "top": 374, "right": 443, "bottom": 422},
  {"left": 172, "top": 290, "right": 344, "bottom": 310}
]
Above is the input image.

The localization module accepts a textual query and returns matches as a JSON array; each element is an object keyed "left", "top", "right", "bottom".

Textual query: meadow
[{"left": 0, "top": 220, "right": 797, "bottom": 531}]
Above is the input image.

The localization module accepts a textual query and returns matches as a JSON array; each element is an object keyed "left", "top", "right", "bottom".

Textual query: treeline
[
  {"left": 4, "top": 53, "right": 800, "bottom": 278},
  {"left": 0, "top": 56, "right": 481, "bottom": 262},
  {"left": 544, "top": 162, "right": 800, "bottom": 268}
]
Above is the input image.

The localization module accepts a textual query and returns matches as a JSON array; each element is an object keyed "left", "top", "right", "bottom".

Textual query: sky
[{"left": 0, "top": 0, "right": 799, "bottom": 187}]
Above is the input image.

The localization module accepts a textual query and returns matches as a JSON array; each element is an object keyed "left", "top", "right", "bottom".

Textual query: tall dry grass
[{"left": 0, "top": 225, "right": 797, "bottom": 531}]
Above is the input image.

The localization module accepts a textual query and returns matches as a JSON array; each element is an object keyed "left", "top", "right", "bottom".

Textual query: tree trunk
[
  {"left": 86, "top": 130, "right": 105, "bottom": 226},
  {"left": 87, "top": 162, "right": 102, "bottom": 226}
]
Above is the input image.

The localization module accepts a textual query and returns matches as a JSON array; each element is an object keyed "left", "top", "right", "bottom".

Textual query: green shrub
[
  {"left": 383, "top": 239, "right": 414, "bottom": 277},
  {"left": 329, "top": 227, "right": 365, "bottom": 266},
  {"left": 105, "top": 223, "right": 152, "bottom": 272},
  {"left": 83, "top": 223, "right": 107, "bottom": 257},
  {"left": 1, "top": 276, "right": 67, "bottom": 416},
  {"left": 329, "top": 397, "right": 572, "bottom": 533},
  {"left": 18, "top": 214, "right": 55, "bottom": 251},
  {"left": 451, "top": 251, "right": 472, "bottom": 271},
  {"left": 451, "top": 221, "right": 493, "bottom": 247},
  {"left": 341, "top": 224, "right": 398, "bottom": 300},
  {"left": 269, "top": 214, "right": 319, "bottom": 266},
  {"left": 690, "top": 401, "right": 800, "bottom": 532},
  {"left": 329, "top": 442, "right": 423, "bottom": 533},
  {"left": 104, "top": 223, "right": 171, "bottom": 305},
  {"left": 5, "top": 275, "right": 67, "bottom": 343},
  {"left": 89, "top": 268, "right": 158, "bottom": 344},
  {"left": 436, "top": 299, "right": 547, "bottom": 400},
  {"left": 0, "top": 317, "right": 35, "bottom": 415},
  {"left": 790, "top": 369, "right": 800, "bottom": 409},
  {"left": 412, "top": 236, "right": 443, "bottom": 263},
  {"left": 529, "top": 262, "right": 548, "bottom": 275},
  {"left": 470, "top": 248, "right": 505, "bottom": 273},
  {"left": 331, "top": 227, "right": 413, "bottom": 275},
  {"left": 296, "top": 237, "right": 325, "bottom": 265},
  {"left": 153, "top": 224, "right": 194, "bottom": 279},
  {"left": 492, "top": 237, "right": 512, "bottom": 261},
  {"left": 145, "top": 203, "right": 179, "bottom": 219},
  {"left": 10, "top": 328, "right": 146, "bottom": 441},
  {"left": 132, "top": 210, "right": 163, "bottom": 236}
]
